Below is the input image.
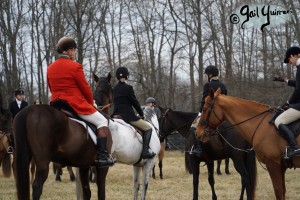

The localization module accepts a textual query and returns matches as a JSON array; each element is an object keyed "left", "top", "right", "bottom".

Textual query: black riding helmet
[
  {"left": 205, "top": 65, "right": 219, "bottom": 77},
  {"left": 56, "top": 36, "right": 77, "bottom": 53},
  {"left": 15, "top": 88, "right": 25, "bottom": 96},
  {"left": 116, "top": 67, "right": 129, "bottom": 80},
  {"left": 284, "top": 46, "right": 300, "bottom": 63}
]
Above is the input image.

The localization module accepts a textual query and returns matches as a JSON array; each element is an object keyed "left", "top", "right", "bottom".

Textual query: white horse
[{"left": 108, "top": 106, "right": 160, "bottom": 200}]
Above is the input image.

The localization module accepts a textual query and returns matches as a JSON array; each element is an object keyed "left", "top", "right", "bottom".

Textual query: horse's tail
[
  {"left": 246, "top": 144, "right": 257, "bottom": 199},
  {"left": 14, "top": 108, "right": 31, "bottom": 200},
  {"left": 2, "top": 152, "right": 11, "bottom": 177}
]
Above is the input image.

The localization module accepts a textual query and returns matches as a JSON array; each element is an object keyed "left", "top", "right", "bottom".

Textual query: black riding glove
[
  {"left": 273, "top": 77, "right": 285, "bottom": 82},
  {"left": 281, "top": 102, "right": 289, "bottom": 110}
]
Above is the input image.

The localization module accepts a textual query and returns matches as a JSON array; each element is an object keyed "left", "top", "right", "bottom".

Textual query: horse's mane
[
  {"left": 221, "top": 94, "right": 272, "bottom": 109},
  {"left": 143, "top": 106, "right": 156, "bottom": 120}
]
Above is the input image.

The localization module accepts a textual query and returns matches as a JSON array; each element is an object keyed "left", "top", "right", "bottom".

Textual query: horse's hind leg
[
  {"left": 32, "top": 165, "right": 50, "bottom": 200},
  {"left": 67, "top": 166, "right": 76, "bottom": 181},
  {"left": 133, "top": 166, "right": 142, "bottom": 200},
  {"left": 225, "top": 158, "right": 230, "bottom": 175},
  {"left": 216, "top": 160, "right": 222, "bottom": 175}
]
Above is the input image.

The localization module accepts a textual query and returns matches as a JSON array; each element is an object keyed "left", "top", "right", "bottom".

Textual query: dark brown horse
[
  {"left": 196, "top": 88, "right": 300, "bottom": 200},
  {"left": 13, "top": 73, "right": 113, "bottom": 200},
  {"left": 0, "top": 107, "right": 12, "bottom": 178},
  {"left": 159, "top": 106, "right": 257, "bottom": 200}
]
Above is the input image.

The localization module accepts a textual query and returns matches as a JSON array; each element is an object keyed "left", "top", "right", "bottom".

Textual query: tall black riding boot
[
  {"left": 7, "top": 134, "right": 14, "bottom": 154},
  {"left": 278, "top": 124, "right": 300, "bottom": 157},
  {"left": 142, "top": 129, "right": 156, "bottom": 159},
  {"left": 189, "top": 127, "right": 203, "bottom": 157},
  {"left": 95, "top": 127, "right": 116, "bottom": 168}
]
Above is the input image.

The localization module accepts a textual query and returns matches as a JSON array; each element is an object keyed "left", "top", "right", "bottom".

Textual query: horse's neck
[
  {"left": 221, "top": 96, "right": 270, "bottom": 122},
  {"left": 219, "top": 96, "right": 271, "bottom": 143},
  {"left": 172, "top": 111, "right": 197, "bottom": 137}
]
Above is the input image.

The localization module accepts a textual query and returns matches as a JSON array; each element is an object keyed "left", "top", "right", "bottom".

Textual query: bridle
[
  {"left": 159, "top": 108, "right": 171, "bottom": 138},
  {"left": 198, "top": 97, "right": 273, "bottom": 143}
]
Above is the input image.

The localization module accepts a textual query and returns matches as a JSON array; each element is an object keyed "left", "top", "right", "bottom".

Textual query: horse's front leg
[
  {"left": 79, "top": 167, "right": 91, "bottom": 200},
  {"left": 141, "top": 159, "right": 155, "bottom": 200},
  {"left": 266, "top": 161, "right": 286, "bottom": 200},
  {"left": 133, "top": 165, "right": 142, "bottom": 200},
  {"left": 189, "top": 156, "right": 200, "bottom": 200},
  {"left": 224, "top": 158, "right": 230, "bottom": 175},
  {"left": 32, "top": 165, "right": 50, "bottom": 200},
  {"left": 207, "top": 161, "right": 217, "bottom": 200},
  {"left": 96, "top": 167, "right": 109, "bottom": 200}
]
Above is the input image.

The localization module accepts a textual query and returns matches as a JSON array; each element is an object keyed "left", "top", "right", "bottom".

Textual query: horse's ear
[
  {"left": 158, "top": 106, "right": 165, "bottom": 113},
  {"left": 107, "top": 72, "right": 112, "bottom": 82},
  {"left": 93, "top": 73, "right": 99, "bottom": 82}
]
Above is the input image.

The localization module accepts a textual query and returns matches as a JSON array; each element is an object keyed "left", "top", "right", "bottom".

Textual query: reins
[
  {"left": 201, "top": 97, "right": 275, "bottom": 152},
  {"left": 97, "top": 103, "right": 113, "bottom": 111}
]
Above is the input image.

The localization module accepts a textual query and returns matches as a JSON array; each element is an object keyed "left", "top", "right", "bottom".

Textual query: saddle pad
[{"left": 69, "top": 118, "right": 96, "bottom": 144}]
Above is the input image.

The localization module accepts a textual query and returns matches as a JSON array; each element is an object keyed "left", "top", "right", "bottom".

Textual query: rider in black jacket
[
  {"left": 190, "top": 65, "right": 227, "bottom": 157},
  {"left": 113, "top": 67, "right": 156, "bottom": 159}
]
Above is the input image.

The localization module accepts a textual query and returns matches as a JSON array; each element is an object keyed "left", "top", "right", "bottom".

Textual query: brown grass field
[{"left": 0, "top": 151, "right": 300, "bottom": 199}]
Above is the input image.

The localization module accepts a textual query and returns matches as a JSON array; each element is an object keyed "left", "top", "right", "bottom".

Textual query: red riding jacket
[{"left": 47, "top": 57, "right": 96, "bottom": 114}]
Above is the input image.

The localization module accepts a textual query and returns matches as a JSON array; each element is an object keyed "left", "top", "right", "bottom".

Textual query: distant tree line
[{"left": 0, "top": 0, "right": 299, "bottom": 111}]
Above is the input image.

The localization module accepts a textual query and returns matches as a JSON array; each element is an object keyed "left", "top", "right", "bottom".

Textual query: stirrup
[
  {"left": 95, "top": 155, "right": 116, "bottom": 168},
  {"left": 142, "top": 149, "right": 156, "bottom": 159},
  {"left": 7, "top": 146, "right": 14, "bottom": 154},
  {"left": 284, "top": 146, "right": 300, "bottom": 158}
]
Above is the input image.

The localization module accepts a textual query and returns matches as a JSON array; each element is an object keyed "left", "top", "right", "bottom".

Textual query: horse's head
[
  {"left": 93, "top": 72, "right": 113, "bottom": 114},
  {"left": 157, "top": 106, "right": 176, "bottom": 136},
  {"left": 196, "top": 88, "right": 224, "bottom": 142},
  {"left": 0, "top": 107, "right": 13, "bottom": 135}
]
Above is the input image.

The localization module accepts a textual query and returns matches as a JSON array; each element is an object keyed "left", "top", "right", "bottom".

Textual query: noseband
[
  {"left": 198, "top": 98, "right": 222, "bottom": 134},
  {"left": 159, "top": 108, "right": 171, "bottom": 138}
]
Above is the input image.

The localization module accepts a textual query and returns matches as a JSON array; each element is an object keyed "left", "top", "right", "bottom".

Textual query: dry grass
[{"left": 1, "top": 151, "right": 300, "bottom": 199}]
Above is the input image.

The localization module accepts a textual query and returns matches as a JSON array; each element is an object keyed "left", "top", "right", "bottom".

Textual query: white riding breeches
[{"left": 79, "top": 111, "right": 108, "bottom": 129}]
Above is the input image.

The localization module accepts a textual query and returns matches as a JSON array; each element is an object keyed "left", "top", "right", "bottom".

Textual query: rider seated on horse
[
  {"left": 273, "top": 46, "right": 300, "bottom": 158},
  {"left": 8, "top": 88, "right": 29, "bottom": 154},
  {"left": 143, "top": 97, "right": 161, "bottom": 119},
  {"left": 190, "top": 65, "right": 227, "bottom": 157},
  {"left": 112, "top": 67, "right": 156, "bottom": 159},
  {"left": 47, "top": 36, "right": 116, "bottom": 168}
]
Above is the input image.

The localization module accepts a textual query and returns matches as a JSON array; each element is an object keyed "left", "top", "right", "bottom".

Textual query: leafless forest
[{"left": 0, "top": 0, "right": 299, "bottom": 111}]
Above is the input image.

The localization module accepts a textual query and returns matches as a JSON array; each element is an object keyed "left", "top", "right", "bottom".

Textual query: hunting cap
[
  {"left": 116, "top": 67, "right": 129, "bottom": 80},
  {"left": 15, "top": 88, "right": 25, "bottom": 96},
  {"left": 205, "top": 65, "right": 219, "bottom": 76},
  {"left": 146, "top": 97, "right": 156, "bottom": 103},
  {"left": 56, "top": 36, "right": 77, "bottom": 53},
  {"left": 284, "top": 46, "right": 300, "bottom": 63}
]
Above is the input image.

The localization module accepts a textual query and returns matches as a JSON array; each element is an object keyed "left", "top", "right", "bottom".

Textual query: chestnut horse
[
  {"left": 0, "top": 108, "right": 12, "bottom": 178},
  {"left": 196, "top": 88, "right": 300, "bottom": 200},
  {"left": 159, "top": 107, "right": 257, "bottom": 200}
]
